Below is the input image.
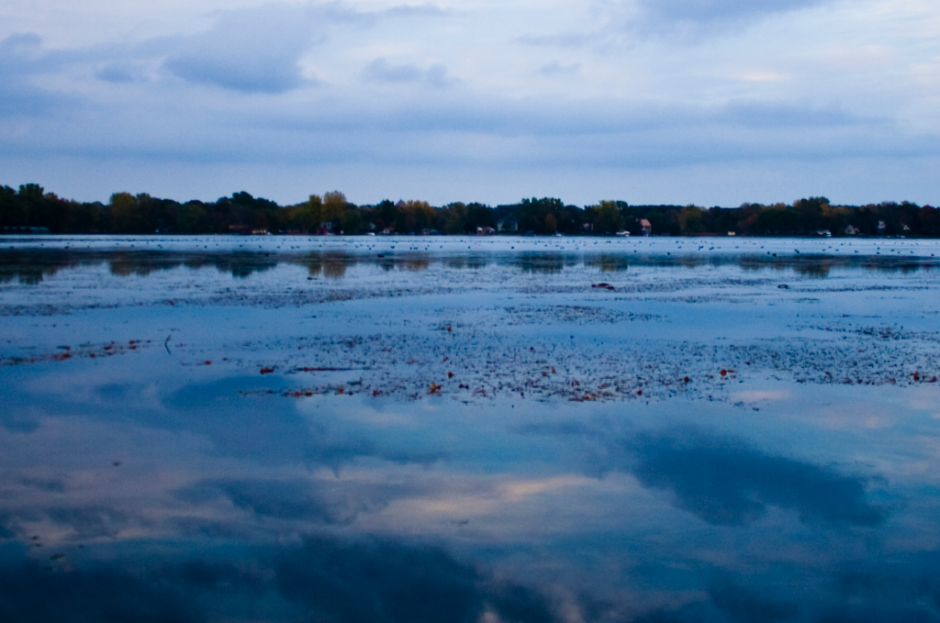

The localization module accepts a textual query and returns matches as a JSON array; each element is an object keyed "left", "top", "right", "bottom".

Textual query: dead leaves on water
[{"left": 1, "top": 339, "right": 152, "bottom": 367}]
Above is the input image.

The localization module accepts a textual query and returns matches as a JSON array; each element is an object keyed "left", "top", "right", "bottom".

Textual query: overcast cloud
[
  {"left": 162, "top": 5, "right": 323, "bottom": 93},
  {"left": 0, "top": 0, "right": 938, "bottom": 205},
  {"left": 627, "top": 0, "right": 834, "bottom": 37}
]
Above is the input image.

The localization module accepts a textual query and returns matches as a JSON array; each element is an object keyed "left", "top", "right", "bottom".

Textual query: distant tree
[
  {"left": 18, "top": 183, "right": 44, "bottom": 204},
  {"left": 557, "top": 204, "right": 585, "bottom": 234},
  {"left": 108, "top": 192, "right": 147, "bottom": 233},
  {"left": 647, "top": 210, "right": 680, "bottom": 236},
  {"left": 0, "top": 184, "right": 70, "bottom": 232},
  {"left": 394, "top": 200, "right": 435, "bottom": 233},
  {"left": 516, "top": 198, "right": 564, "bottom": 235},
  {"left": 544, "top": 213, "right": 558, "bottom": 234},
  {"left": 591, "top": 201, "right": 625, "bottom": 235},
  {"left": 293, "top": 195, "right": 322, "bottom": 233},
  {"left": 68, "top": 201, "right": 103, "bottom": 232},
  {"left": 678, "top": 206, "right": 703, "bottom": 234},
  {"left": 792, "top": 197, "right": 830, "bottom": 234},
  {"left": 755, "top": 203, "right": 798, "bottom": 235},
  {"left": 918, "top": 205, "right": 939, "bottom": 236},
  {"left": 322, "top": 191, "right": 347, "bottom": 227},
  {"left": 0, "top": 185, "right": 26, "bottom": 227},
  {"left": 218, "top": 191, "right": 281, "bottom": 232},
  {"left": 24, "top": 185, "right": 59, "bottom": 231},
  {"left": 342, "top": 209, "right": 362, "bottom": 235},
  {"left": 7, "top": 180, "right": 940, "bottom": 239},
  {"left": 466, "top": 202, "right": 495, "bottom": 231},
  {"left": 736, "top": 203, "right": 762, "bottom": 235},
  {"left": 370, "top": 199, "right": 398, "bottom": 233},
  {"left": 176, "top": 203, "right": 210, "bottom": 233}
]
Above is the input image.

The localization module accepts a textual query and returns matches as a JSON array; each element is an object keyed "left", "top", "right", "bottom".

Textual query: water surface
[{"left": 2, "top": 235, "right": 939, "bottom": 622}]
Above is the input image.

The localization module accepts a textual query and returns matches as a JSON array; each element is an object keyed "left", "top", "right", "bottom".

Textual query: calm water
[{"left": 2, "top": 235, "right": 940, "bottom": 623}]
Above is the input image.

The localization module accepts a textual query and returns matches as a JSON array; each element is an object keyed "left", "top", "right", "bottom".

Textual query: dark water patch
[
  {"left": 0, "top": 537, "right": 566, "bottom": 623},
  {"left": 624, "top": 428, "right": 886, "bottom": 526}
]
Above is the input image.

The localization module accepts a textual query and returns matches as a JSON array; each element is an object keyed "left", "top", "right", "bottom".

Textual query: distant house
[
  {"left": 497, "top": 217, "right": 519, "bottom": 233},
  {"left": 845, "top": 225, "right": 860, "bottom": 235},
  {"left": 640, "top": 219, "right": 652, "bottom": 236}
]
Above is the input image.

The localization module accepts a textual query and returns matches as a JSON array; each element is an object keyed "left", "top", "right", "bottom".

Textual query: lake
[{"left": 2, "top": 234, "right": 939, "bottom": 622}]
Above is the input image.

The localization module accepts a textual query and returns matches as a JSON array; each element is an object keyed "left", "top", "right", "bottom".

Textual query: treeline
[{"left": 2, "top": 184, "right": 939, "bottom": 237}]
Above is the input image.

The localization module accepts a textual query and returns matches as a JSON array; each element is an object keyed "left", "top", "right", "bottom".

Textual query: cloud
[
  {"left": 0, "top": 34, "right": 67, "bottom": 117},
  {"left": 623, "top": 427, "right": 887, "bottom": 526},
  {"left": 362, "top": 58, "right": 453, "bottom": 88},
  {"left": 18, "top": 478, "right": 65, "bottom": 494},
  {"left": 0, "top": 518, "right": 14, "bottom": 540},
  {"left": 161, "top": 376, "right": 444, "bottom": 468},
  {"left": 518, "top": 0, "right": 832, "bottom": 48},
  {"left": 272, "top": 536, "right": 565, "bottom": 623},
  {"left": 1, "top": 1, "right": 938, "bottom": 206},
  {"left": 622, "top": 0, "right": 832, "bottom": 38},
  {"left": 642, "top": 0, "right": 825, "bottom": 25},
  {"left": 175, "top": 477, "right": 395, "bottom": 525},
  {"left": 381, "top": 4, "right": 449, "bottom": 19},
  {"left": 539, "top": 61, "right": 580, "bottom": 77},
  {"left": 708, "top": 581, "right": 797, "bottom": 622},
  {"left": 161, "top": 1, "right": 446, "bottom": 93},
  {"left": 0, "top": 33, "right": 44, "bottom": 72},
  {"left": 519, "top": 422, "right": 886, "bottom": 527},
  {"left": 3, "top": 3, "right": 452, "bottom": 97},
  {"left": 485, "top": 584, "right": 557, "bottom": 623},
  {"left": 718, "top": 99, "right": 861, "bottom": 129},
  {"left": 0, "top": 407, "right": 41, "bottom": 434},
  {"left": 516, "top": 32, "right": 594, "bottom": 49},
  {"left": 95, "top": 63, "right": 145, "bottom": 84},
  {"left": 105, "top": 376, "right": 432, "bottom": 471},
  {"left": 0, "top": 536, "right": 563, "bottom": 623},
  {"left": 45, "top": 507, "right": 130, "bottom": 539},
  {"left": 0, "top": 33, "right": 180, "bottom": 116},
  {"left": 0, "top": 505, "right": 139, "bottom": 543},
  {"left": 1, "top": 371, "right": 442, "bottom": 470},
  {"left": 0, "top": 550, "right": 200, "bottom": 623},
  {"left": 272, "top": 535, "right": 485, "bottom": 623},
  {"left": 162, "top": 4, "right": 335, "bottom": 93}
]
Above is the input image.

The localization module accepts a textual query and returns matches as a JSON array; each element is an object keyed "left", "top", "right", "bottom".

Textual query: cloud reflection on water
[
  {"left": 0, "top": 535, "right": 565, "bottom": 623},
  {"left": 519, "top": 423, "right": 886, "bottom": 527},
  {"left": 175, "top": 477, "right": 399, "bottom": 526},
  {"left": 3, "top": 239, "right": 940, "bottom": 622},
  {"left": 626, "top": 428, "right": 885, "bottom": 527}
]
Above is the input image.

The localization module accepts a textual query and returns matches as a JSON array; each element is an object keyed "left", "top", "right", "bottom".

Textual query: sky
[{"left": 1, "top": 0, "right": 939, "bottom": 207}]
